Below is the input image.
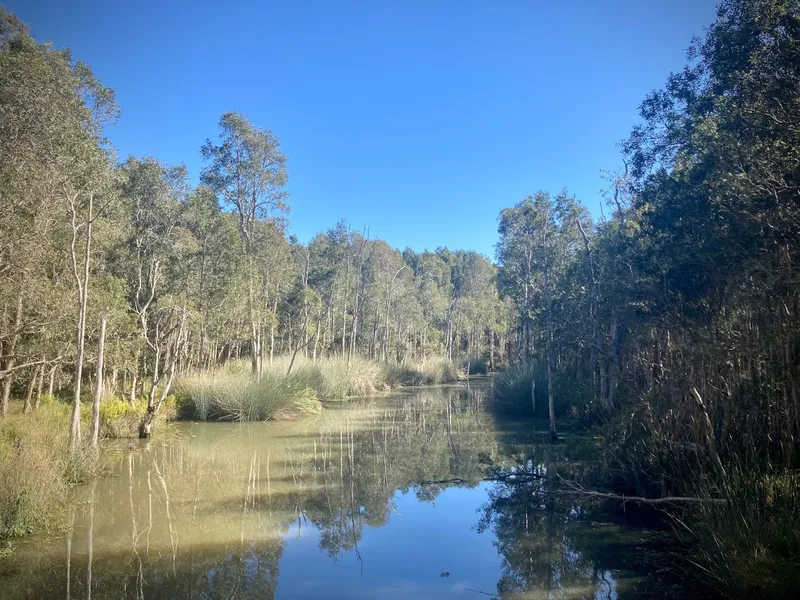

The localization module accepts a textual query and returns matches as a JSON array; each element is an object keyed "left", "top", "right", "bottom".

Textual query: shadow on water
[{"left": 1, "top": 381, "right": 671, "bottom": 599}]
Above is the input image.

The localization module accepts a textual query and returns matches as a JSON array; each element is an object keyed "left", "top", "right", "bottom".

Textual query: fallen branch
[
  {"left": 560, "top": 479, "right": 725, "bottom": 505},
  {"left": 416, "top": 472, "right": 545, "bottom": 486}
]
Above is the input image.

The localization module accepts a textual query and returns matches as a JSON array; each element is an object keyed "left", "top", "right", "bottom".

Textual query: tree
[{"left": 201, "top": 112, "right": 289, "bottom": 376}]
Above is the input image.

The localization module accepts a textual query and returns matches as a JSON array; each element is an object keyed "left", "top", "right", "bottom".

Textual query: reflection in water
[{"left": 2, "top": 382, "right": 656, "bottom": 599}]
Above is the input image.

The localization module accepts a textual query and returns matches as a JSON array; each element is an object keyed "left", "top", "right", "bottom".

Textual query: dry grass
[{"left": 0, "top": 404, "right": 98, "bottom": 540}]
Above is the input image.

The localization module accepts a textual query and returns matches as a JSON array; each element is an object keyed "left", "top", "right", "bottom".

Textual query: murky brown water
[{"left": 1, "top": 381, "right": 661, "bottom": 599}]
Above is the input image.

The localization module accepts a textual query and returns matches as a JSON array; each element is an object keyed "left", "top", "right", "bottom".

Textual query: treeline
[
  {"left": 495, "top": 1, "right": 799, "bottom": 593},
  {"left": 498, "top": 0, "right": 799, "bottom": 476},
  {"left": 0, "top": 10, "right": 507, "bottom": 440}
]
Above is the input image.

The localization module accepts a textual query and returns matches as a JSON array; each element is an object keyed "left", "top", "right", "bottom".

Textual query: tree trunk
[
  {"left": 23, "top": 367, "right": 37, "bottom": 414},
  {"left": 90, "top": 316, "right": 107, "bottom": 448},
  {"left": 48, "top": 365, "right": 56, "bottom": 398},
  {"left": 1, "top": 297, "right": 23, "bottom": 416},
  {"left": 35, "top": 365, "right": 44, "bottom": 410},
  {"left": 129, "top": 370, "right": 138, "bottom": 408},
  {"left": 70, "top": 193, "right": 94, "bottom": 454},
  {"left": 139, "top": 308, "right": 185, "bottom": 438},
  {"left": 546, "top": 270, "right": 557, "bottom": 441}
]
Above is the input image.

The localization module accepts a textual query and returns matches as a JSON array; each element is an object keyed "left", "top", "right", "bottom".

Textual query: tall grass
[
  {"left": 461, "top": 355, "right": 490, "bottom": 375},
  {"left": 672, "top": 465, "right": 800, "bottom": 598},
  {"left": 492, "top": 362, "right": 551, "bottom": 418},
  {"left": 176, "top": 371, "right": 322, "bottom": 421},
  {"left": 386, "top": 356, "right": 463, "bottom": 387},
  {"left": 0, "top": 405, "right": 97, "bottom": 540},
  {"left": 596, "top": 400, "right": 800, "bottom": 597},
  {"left": 276, "top": 355, "right": 390, "bottom": 398},
  {"left": 491, "top": 362, "right": 580, "bottom": 419},
  {"left": 177, "top": 355, "right": 464, "bottom": 421}
]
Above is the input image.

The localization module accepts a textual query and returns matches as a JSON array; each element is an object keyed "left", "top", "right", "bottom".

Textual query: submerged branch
[
  {"left": 560, "top": 479, "right": 725, "bottom": 505},
  {"left": 416, "top": 471, "right": 545, "bottom": 486}
]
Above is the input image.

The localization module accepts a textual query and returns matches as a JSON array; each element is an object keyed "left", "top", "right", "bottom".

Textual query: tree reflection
[
  {"left": 477, "top": 457, "right": 654, "bottom": 599},
  {"left": 3, "top": 384, "right": 654, "bottom": 599}
]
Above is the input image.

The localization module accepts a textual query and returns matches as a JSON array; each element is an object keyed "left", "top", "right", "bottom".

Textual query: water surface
[{"left": 2, "top": 381, "right": 661, "bottom": 599}]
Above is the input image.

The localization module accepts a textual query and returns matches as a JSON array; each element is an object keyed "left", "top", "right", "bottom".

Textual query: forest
[{"left": 2, "top": 0, "right": 800, "bottom": 597}]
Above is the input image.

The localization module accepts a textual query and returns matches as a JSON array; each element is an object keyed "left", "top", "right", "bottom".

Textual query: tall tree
[{"left": 201, "top": 112, "right": 289, "bottom": 376}]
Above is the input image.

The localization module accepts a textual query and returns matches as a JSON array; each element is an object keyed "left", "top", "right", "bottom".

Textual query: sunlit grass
[
  {"left": 176, "top": 370, "right": 322, "bottom": 421},
  {"left": 0, "top": 404, "right": 99, "bottom": 540},
  {"left": 177, "top": 355, "right": 464, "bottom": 422},
  {"left": 385, "top": 356, "right": 462, "bottom": 386}
]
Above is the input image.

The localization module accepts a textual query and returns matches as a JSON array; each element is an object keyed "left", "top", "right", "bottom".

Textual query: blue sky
[{"left": 8, "top": 0, "right": 718, "bottom": 257}]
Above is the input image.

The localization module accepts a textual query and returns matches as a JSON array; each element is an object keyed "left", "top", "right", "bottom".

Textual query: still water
[{"left": 2, "top": 381, "right": 662, "bottom": 599}]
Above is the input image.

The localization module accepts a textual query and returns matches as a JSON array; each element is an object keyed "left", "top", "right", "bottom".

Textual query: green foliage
[{"left": 462, "top": 355, "right": 489, "bottom": 375}]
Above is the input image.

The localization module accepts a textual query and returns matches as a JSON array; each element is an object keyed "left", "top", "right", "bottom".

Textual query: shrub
[{"left": 461, "top": 355, "right": 489, "bottom": 375}]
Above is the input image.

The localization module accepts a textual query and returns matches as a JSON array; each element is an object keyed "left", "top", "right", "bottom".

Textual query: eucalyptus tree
[
  {"left": 181, "top": 186, "right": 246, "bottom": 369},
  {"left": 118, "top": 157, "right": 189, "bottom": 436},
  {"left": 497, "top": 191, "right": 588, "bottom": 439},
  {"left": 201, "top": 112, "right": 289, "bottom": 376},
  {"left": 0, "top": 10, "right": 119, "bottom": 452}
]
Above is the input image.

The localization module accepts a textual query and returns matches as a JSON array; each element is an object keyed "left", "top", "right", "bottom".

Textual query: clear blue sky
[{"left": 8, "top": 0, "right": 718, "bottom": 257}]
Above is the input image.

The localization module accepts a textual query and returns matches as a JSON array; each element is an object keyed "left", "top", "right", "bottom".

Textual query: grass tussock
[
  {"left": 278, "top": 355, "right": 390, "bottom": 398},
  {"left": 386, "top": 357, "right": 463, "bottom": 387},
  {"left": 492, "top": 362, "right": 537, "bottom": 416},
  {"left": 176, "top": 371, "right": 322, "bottom": 421},
  {"left": 0, "top": 406, "right": 98, "bottom": 540},
  {"left": 491, "top": 362, "right": 578, "bottom": 419},
  {"left": 461, "top": 355, "right": 490, "bottom": 375},
  {"left": 177, "top": 355, "right": 464, "bottom": 421}
]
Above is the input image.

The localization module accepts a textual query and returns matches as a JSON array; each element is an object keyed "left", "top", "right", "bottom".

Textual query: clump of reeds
[
  {"left": 672, "top": 460, "right": 800, "bottom": 598},
  {"left": 176, "top": 371, "right": 322, "bottom": 421},
  {"left": 271, "top": 355, "right": 390, "bottom": 398},
  {"left": 386, "top": 357, "right": 463, "bottom": 387},
  {"left": 461, "top": 355, "right": 490, "bottom": 375},
  {"left": 491, "top": 362, "right": 536, "bottom": 416}
]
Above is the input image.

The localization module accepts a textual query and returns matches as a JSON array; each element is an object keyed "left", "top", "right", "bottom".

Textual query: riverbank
[
  {"left": 0, "top": 397, "right": 176, "bottom": 545},
  {"left": 491, "top": 364, "right": 800, "bottom": 598},
  {"left": 1, "top": 355, "right": 471, "bottom": 547}
]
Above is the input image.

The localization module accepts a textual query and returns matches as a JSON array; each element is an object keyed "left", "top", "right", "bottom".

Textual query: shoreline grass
[
  {"left": 0, "top": 404, "right": 99, "bottom": 542},
  {"left": 1, "top": 355, "right": 463, "bottom": 547},
  {"left": 176, "top": 355, "right": 464, "bottom": 421}
]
